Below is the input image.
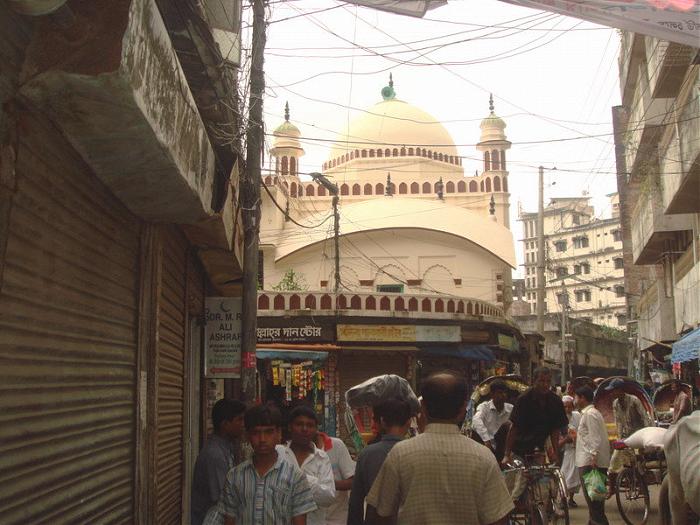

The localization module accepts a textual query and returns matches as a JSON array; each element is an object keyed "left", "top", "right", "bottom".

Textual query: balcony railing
[{"left": 257, "top": 290, "right": 506, "bottom": 320}]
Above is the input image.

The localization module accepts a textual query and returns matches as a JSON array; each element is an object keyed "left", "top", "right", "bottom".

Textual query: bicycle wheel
[
  {"left": 529, "top": 502, "right": 548, "bottom": 525},
  {"left": 548, "top": 470, "right": 570, "bottom": 525},
  {"left": 616, "top": 467, "right": 650, "bottom": 525}
]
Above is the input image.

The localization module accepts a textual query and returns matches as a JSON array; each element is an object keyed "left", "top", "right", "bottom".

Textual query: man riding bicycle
[{"left": 502, "top": 367, "right": 568, "bottom": 466}]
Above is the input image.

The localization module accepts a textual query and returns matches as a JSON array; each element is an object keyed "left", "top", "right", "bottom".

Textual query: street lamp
[{"left": 309, "top": 173, "right": 340, "bottom": 297}]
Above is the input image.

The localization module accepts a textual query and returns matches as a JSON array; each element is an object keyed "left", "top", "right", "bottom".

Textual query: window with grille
[
  {"left": 556, "top": 267, "right": 568, "bottom": 278},
  {"left": 377, "top": 284, "right": 404, "bottom": 293},
  {"left": 615, "top": 285, "right": 625, "bottom": 297},
  {"left": 612, "top": 230, "right": 622, "bottom": 242},
  {"left": 614, "top": 258, "right": 624, "bottom": 269},
  {"left": 573, "top": 236, "right": 589, "bottom": 248},
  {"left": 582, "top": 263, "right": 591, "bottom": 274}
]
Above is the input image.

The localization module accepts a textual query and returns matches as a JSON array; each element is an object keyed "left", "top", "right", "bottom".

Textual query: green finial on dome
[
  {"left": 489, "top": 93, "right": 494, "bottom": 113},
  {"left": 381, "top": 73, "right": 396, "bottom": 101},
  {"left": 284, "top": 101, "right": 290, "bottom": 121}
]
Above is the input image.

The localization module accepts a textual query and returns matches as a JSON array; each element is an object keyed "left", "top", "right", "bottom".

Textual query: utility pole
[
  {"left": 310, "top": 173, "right": 340, "bottom": 297},
  {"left": 560, "top": 283, "right": 568, "bottom": 386},
  {"left": 536, "top": 166, "right": 546, "bottom": 335},
  {"left": 240, "top": 0, "right": 266, "bottom": 402}
]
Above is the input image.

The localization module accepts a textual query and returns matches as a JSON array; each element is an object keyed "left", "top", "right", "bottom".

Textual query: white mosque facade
[{"left": 259, "top": 78, "right": 516, "bottom": 311}]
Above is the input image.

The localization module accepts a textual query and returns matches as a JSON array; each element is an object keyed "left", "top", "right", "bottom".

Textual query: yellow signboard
[{"left": 337, "top": 324, "right": 460, "bottom": 343}]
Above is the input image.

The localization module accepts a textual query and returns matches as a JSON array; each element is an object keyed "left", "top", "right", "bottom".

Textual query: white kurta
[{"left": 561, "top": 410, "right": 582, "bottom": 492}]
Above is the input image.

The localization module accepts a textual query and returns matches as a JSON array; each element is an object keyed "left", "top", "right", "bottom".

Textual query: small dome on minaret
[
  {"left": 479, "top": 94, "right": 507, "bottom": 143},
  {"left": 271, "top": 102, "right": 304, "bottom": 156}
]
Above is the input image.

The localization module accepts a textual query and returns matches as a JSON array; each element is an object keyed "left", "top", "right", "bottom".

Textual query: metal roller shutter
[
  {"left": 0, "top": 113, "right": 140, "bottom": 523},
  {"left": 337, "top": 352, "right": 408, "bottom": 441},
  {"left": 155, "top": 227, "right": 188, "bottom": 523}
]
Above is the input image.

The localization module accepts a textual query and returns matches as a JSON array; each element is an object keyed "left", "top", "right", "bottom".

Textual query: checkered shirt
[{"left": 366, "top": 423, "right": 514, "bottom": 525}]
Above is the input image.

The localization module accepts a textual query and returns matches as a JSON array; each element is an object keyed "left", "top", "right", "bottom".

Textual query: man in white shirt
[
  {"left": 315, "top": 430, "right": 355, "bottom": 525},
  {"left": 278, "top": 405, "right": 336, "bottom": 525},
  {"left": 471, "top": 380, "right": 512, "bottom": 462},
  {"left": 575, "top": 386, "right": 611, "bottom": 525}
]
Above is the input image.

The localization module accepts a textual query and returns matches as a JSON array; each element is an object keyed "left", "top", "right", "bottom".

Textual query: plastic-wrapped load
[
  {"left": 345, "top": 374, "right": 420, "bottom": 412},
  {"left": 623, "top": 426, "right": 668, "bottom": 451}
]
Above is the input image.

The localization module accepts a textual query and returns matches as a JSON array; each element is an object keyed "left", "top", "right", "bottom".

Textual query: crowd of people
[{"left": 191, "top": 368, "right": 696, "bottom": 525}]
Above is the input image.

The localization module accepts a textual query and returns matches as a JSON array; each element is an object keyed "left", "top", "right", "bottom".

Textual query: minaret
[
  {"left": 269, "top": 102, "right": 305, "bottom": 196},
  {"left": 476, "top": 94, "right": 511, "bottom": 182}
]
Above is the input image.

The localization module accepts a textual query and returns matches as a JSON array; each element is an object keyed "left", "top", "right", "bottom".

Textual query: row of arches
[
  {"left": 263, "top": 175, "right": 508, "bottom": 197},
  {"left": 257, "top": 292, "right": 502, "bottom": 317},
  {"left": 276, "top": 156, "right": 298, "bottom": 177},
  {"left": 323, "top": 147, "right": 463, "bottom": 170}
]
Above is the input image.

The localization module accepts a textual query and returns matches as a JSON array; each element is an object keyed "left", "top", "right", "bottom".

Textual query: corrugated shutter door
[
  {"left": 0, "top": 113, "right": 140, "bottom": 523},
  {"left": 337, "top": 352, "right": 408, "bottom": 441},
  {"left": 155, "top": 227, "right": 188, "bottom": 523}
]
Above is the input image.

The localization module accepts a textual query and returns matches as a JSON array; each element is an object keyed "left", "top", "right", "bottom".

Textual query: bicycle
[
  {"left": 503, "top": 453, "right": 570, "bottom": 525},
  {"left": 612, "top": 441, "right": 666, "bottom": 525}
]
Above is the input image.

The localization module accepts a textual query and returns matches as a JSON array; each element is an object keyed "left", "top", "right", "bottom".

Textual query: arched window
[
  {"left": 501, "top": 151, "right": 506, "bottom": 170},
  {"left": 408, "top": 297, "right": 418, "bottom": 311},
  {"left": 364, "top": 183, "right": 373, "bottom": 195},
  {"left": 369, "top": 149, "right": 375, "bottom": 158},
  {"left": 421, "top": 298, "right": 432, "bottom": 312},
  {"left": 447, "top": 300, "right": 455, "bottom": 313},
  {"left": 411, "top": 182, "right": 419, "bottom": 194},
  {"left": 290, "top": 182, "right": 297, "bottom": 197},
  {"left": 395, "top": 297, "right": 405, "bottom": 311},
  {"left": 289, "top": 294, "right": 301, "bottom": 309},
  {"left": 422, "top": 182, "right": 431, "bottom": 193},
  {"left": 377, "top": 148, "right": 383, "bottom": 157},
  {"left": 264, "top": 176, "right": 272, "bottom": 185},
  {"left": 433, "top": 151, "right": 438, "bottom": 159},
  {"left": 493, "top": 176, "right": 501, "bottom": 191},
  {"left": 427, "top": 150, "right": 432, "bottom": 159},
  {"left": 446, "top": 181, "right": 455, "bottom": 193},
  {"left": 365, "top": 296, "right": 376, "bottom": 310},
  {"left": 392, "top": 148, "right": 399, "bottom": 157},
  {"left": 408, "top": 147, "right": 414, "bottom": 156},
  {"left": 458, "top": 180, "right": 466, "bottom": 192},
  {"left": 435, "top": 299, "right": 444, "bottom": 312},
  {"left": 438, "top": 153, "right": 443, "bottom": 161},
  {"left": 491, "top": 150, "right": 500, "bottom": 170},
  {"left": 485, "top": 178, "right": 492, "bottom": 192},
  {"left": 480, "top": 180, "right": 485, "bottom": 192},
  {"left": 297, "top": 184, "right": 304, "bottom": 197},
  {"left": 352, "top": 184, "right": 361, "bottom": 195},
  {"left": 434, "top": 181, "right": 441, "bottom": 192},
  {"left": 399, "top": 182, "right": 408, "bottom": 194},
  {"left": 355, "top": 150, "right": 360, "bottom": 158},
  {"left": 469, "top": 180, "right": 478, "bottom": 192},
  {"left": 380, "top": 297, "right": 391, "bottom": 311},
  {"left": 361, "top": 149, "right": 367, "bottom": 158},
  {"left": 320, "top": 294, "right": 332, "bottom": 309},
  {"left": 421, "top": 148, "right": 427, "bottom": 157},
  {"left": 305, "top": 295, "right": 316, "bottom": 309},
  {"left": 332, "top": 159, "right": 336, "bottom": 168},
  {"left": 306, "top": 184, "right": 315, "bottom": 196},
  {"left": 337, "top": 295, "right": 347, "bottom": 309},
  {"left": 273, "top": 294, "right": 285, "bottom": 310},
  {"left": 318, "top": 186, "right": 326, "bottom": 197},
  {"left": 258, "top": 294, "right": 270, "bottom": 309},
  {"left": 340, "top": 184, "right": 349, "bottom": 196},
  {"left": 385, "top": 148, "right": 391, "bottom": 157},
  {"left": 503, "top": 176, "right": 508, "bottom": 192},
  {"left": 484, "top": 151, "right": 491, "bottom": 172},
  {"left": 350, "top": 295, "right": 361, "bottom": 309},
  {"left": 375, "top": 183, "right": 384, "bottom": 195},
  {"left": 400, "top": 147, "right": 406, "bottom": 156},
  {"left": 281, "top": 156, "right": 289, "bottom": 175}
]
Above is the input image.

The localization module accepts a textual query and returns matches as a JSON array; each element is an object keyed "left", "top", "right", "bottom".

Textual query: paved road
[{"left": 567, "top": 484, "right": 660, "bottom": 524}]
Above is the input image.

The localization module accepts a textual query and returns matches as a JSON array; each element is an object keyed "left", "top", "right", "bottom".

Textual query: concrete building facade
[
  {"left": 519, "top": 195, "right": 628, "bottom": 329},
  {"left": 613, "top": 30, "right": 699, "bottom": 380}
]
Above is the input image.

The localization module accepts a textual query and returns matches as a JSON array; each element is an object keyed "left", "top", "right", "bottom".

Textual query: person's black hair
[
  {"left": 421, "top": 371, "right": 468, "bottom": 420},
  {"left": 575, "top": 386, "right": 595, "bottom": 403},
  {"left": 532, "top": 366, "right": 552, "bottom": 380},
  {"left": 244, "top": 403, "right": 282, "bottom": 431},
  {"left": 288, "top": 404, "right": 318, "bottom": 425},
  {"left": 374, "top": 397, "right": 412, "bottom": 427},
  {"left": 490, "top": 380, "right": 508, "bottom": 394},
  {"left": 212, "top": 398, "right": 246, "bottom": 432}
]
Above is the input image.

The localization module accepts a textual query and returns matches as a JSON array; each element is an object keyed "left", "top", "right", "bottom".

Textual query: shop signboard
[
  {"left": 204, "top": 297, "right": 242, "bottom": 378},
  {"left": 337, "top": 324, "right": 460, "bottom": 343},
  {"left": 257, "top": 318, "right": 334, "bottom": 344},
  {"left": 498, "top": 333, "right": 520, "bottom": 352}
]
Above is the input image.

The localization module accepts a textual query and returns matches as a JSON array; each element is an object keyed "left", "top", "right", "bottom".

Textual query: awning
[
  {"left": 671, "top": 327, "right": 700, "bottom": 364},
  {"left": 256, "top": 348, "right": 329, "bottom": 361},
  {"left": 418, "top": 344, "right": 495, "bottom": 362}
]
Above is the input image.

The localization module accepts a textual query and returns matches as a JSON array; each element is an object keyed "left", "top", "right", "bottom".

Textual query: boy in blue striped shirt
[{"left": 220, "top": 404, "right": 317, "bottom": 525}]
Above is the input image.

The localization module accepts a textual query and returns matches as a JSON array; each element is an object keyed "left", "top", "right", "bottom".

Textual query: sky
[{"left": 250, "top": 0, "right": 624, "bottom": 275}]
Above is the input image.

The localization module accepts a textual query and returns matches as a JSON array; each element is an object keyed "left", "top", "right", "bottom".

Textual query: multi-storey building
[
  {"left": 519, "top": 195, "right": 628, "bottom": 329},
  {"left": 613, "top": 31, "right": 699, "bottom": 381}
]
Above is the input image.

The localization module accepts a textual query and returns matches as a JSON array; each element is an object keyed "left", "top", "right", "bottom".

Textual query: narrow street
[{"left": 568, "top": 484, "right": 661, "bottom": 525}]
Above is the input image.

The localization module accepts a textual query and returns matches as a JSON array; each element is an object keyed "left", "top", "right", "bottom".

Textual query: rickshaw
[
  {"left": 594, "top": 377, "right": 659, "bottom": 525},
  {"left": 467, "top": 376, "right": 569, "bottom": 525},
  {"left": 344, "top": 374, "right": 420, "bottom": 452},
  {"left": 653, "top": 381, "right": 693, "bottom": 426}
]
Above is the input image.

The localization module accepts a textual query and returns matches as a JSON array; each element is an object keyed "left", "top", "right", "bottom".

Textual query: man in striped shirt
[{"left": 220, "top": 404, "right": 317, "bottom": 525}]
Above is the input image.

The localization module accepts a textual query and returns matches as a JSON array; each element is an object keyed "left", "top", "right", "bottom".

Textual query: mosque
[
  {"left": 260, "top": 76, "right": 516, "bottom": 306},
  {"left": 254, "top": 77, "right": 528, "bottom": 436}
]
